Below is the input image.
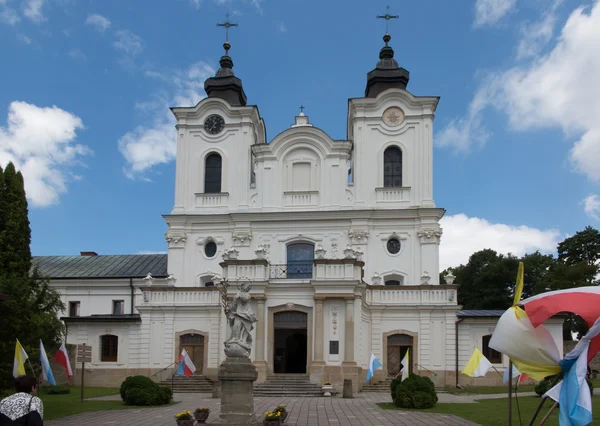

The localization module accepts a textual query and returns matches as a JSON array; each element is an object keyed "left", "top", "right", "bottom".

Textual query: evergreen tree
[
  {"left": 0, "top": 163, "right": 31, "bottom": 277},
  {"left": 0, "top": 162, "right": 64, "bottom": 388}
]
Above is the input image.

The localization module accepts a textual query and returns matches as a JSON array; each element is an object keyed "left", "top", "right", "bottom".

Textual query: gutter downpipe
[
  {"left": 455, "top": 317, "right": 465, "bottom": 388},
  {"left": 130, "top": 278, "right": 134, "bottom": 314}
]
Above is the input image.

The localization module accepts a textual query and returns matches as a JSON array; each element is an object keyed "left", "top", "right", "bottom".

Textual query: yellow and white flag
[
  {"left": 461, "top": 347, "right": 492, "bottom": 377},
  {"left": 400, "top": 348, "right": 410, "bottom": 382},
  {"left": 13, "top": 339, "right": 29, "bottom": 378}
]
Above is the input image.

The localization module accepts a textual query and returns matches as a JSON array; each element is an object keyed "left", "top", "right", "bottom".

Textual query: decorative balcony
[
  {"left": 366, "top": 285, "right": 457, "bottom": 306},
  {"left": 270, "top": 263, "right": 313, "bottom": 279},
  {"left": 375, "top": 186, "right": 410, "bottom": 203},
  {"left": 194, "top": 192, "right": 229, "bottom": 207}
]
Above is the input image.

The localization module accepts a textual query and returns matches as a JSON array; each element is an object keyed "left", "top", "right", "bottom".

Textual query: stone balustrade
[
  {"left": 366, "top": 285, "right": 457, "bottom": 306},
  {"left": 313, "top": 259, "right": 364, "bottom": 281},
  {"left": 141, "top": 287, "right": 221, "bottom": 306},
  {"left": 220, "top": 259, "right": 270, "bottom": 281}
]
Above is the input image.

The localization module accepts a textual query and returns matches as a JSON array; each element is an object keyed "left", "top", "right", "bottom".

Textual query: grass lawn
[
  {"left": 378, "top": 396, "right": 600, "bottom": 426},
  {"left": 442, "top": 385, "right": 537, "bottom": 395},
  {"left": 37, "top": 387, "right": 177, "bottom": 421}
]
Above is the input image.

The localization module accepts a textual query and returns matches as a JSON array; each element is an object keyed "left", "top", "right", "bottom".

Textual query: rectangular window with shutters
[
  {"left": 112, "top": 300, "right": 124, "bottom": 315},
  {"left": 69, "top": 301, "right": 80, "bottom": 317}
]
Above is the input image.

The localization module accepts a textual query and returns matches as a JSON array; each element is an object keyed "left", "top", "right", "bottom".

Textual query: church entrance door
[
  {"left": 273, "top": 311, "right": 307, "bottom": 374},
  {"left": 387, "top": 334, "right": 413, "bottom": 377},
  {"left": 180, "top": 334, "right": 204, "bottom": 375}
]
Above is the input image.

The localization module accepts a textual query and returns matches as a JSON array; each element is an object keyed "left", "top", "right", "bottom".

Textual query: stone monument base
[{"left": 210, "top": 356, "right": 258, "bottom": 425}]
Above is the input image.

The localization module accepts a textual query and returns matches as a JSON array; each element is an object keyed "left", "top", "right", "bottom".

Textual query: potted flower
[
  {"left": 194, "top": 407, "right": 210, "bottom": 424},
  {"left": 322, "top": 381, "right": 334, "bottom": 397},
  {"left": 275, "top": 405, "right": 288, "bottom": 422},
  {"left": 263, "top": 410, "right": 282, "bottom": 425},
  {"left": 175, "top": 410, "right": 194, "bottom": 426}
]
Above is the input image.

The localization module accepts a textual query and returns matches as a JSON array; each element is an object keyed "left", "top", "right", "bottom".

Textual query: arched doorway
[
  {"left": 274, "top": 311, "right": 307, "bottom": 374},
  {"left": 180, "top": 333, "right": 204, "bottom": 374},
  {"left": 387, "top": 334, "right": 413, "bottom": 376}
]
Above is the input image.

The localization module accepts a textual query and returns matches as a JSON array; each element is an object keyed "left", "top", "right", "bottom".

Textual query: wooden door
[
  {"left": 180, "top": 334, "right": 204, "bottom": 374},
  {"left": 387, "top": 346, "right": 401, "bottom": 376}
]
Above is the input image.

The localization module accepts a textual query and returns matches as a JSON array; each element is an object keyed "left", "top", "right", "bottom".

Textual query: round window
[
  {"left": 387, "top": 238, "right": 401, "bottom": 254},
  {"left": 204, "top": 241, "right": 217, "bottom": 258}
]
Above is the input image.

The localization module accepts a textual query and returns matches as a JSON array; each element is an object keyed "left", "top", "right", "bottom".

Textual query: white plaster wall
[
  {"left": 55, "top": 280, "right": 138, "bottom": 316},
  {"left": 66, "top": 323, "right": 133, "bottom": 368}
]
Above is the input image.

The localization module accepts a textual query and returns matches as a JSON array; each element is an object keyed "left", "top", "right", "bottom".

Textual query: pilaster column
[
  {"left": 343, "top": 298, "right": 355, "bottom": 365},
  {"left": 253, "top": 297, "right": 267, "bottom": 382},
  {"left": 314, "top": 299, "right": 325, "bottom": 363},
  {"left": 255, "top": 299, "right": 265, "bottom": 361}
]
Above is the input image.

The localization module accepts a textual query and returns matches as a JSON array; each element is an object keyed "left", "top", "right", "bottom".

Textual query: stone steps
[
  {"left": 159, "top": 375, "right": 214, "bottom": 393},
  {"left": 362, "top": 380, "right": 392, "bottom": 393},
  {"left": 254, "top": 375, "right": 323, "bottom": 397}
]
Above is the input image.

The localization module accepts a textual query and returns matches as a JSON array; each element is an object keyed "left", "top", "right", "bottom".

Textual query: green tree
[
  {"left": 0, "top": 163, "right": 31, "bottom": 278},
  {"left": 0, "top": 162, "right": 64, "bottom": 388},
  {"left": 454, "top": 249, "right": 520, "bottom": 310},
  {"left": 521, "top": 251, "right": 555, "bottom": 298},
  {"left": 557, "top": 226, "right": 600, "bottom": 270}
]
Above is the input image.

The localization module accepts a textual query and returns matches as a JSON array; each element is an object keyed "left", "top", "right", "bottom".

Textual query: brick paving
[{"left": 46, "top": 392, "right": 478, "bottom": 426}]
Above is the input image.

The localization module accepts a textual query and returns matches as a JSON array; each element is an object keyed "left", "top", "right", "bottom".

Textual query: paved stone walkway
[{"left": 46, "top": 392, "right": 478, "bottom": 426}]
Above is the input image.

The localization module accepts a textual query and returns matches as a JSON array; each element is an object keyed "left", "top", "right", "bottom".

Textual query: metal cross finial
[
  {"left": 216, "top": 13, "right": 238, "bottom": 42},
  {"left": 299, "top": 105, "right": 305, "bottom": 113},
  {"left": 376, "top": 5, "right": 399, "bottom": 34}
]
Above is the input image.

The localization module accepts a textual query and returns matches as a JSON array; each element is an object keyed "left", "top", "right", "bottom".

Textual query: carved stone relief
[
  {"left": 232, "top": 231, "right": 253, "bottom": 247},
  {"left": 165, "top": 232, "right": 187, "bottom": 247},
  {"left": 417, "top": 228, "right": 443, "bottom": 244}
]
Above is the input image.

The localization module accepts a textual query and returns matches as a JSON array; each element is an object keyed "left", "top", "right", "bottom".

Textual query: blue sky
[{"left": 1, "top": 0, "right": 600, "bottom": 270}]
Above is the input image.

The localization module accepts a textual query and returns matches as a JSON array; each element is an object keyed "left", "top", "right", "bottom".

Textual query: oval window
[
  {"left": 204, "top": 241, "right": 217, "bottom": 258},
  {"left": 387, "top": 238, "right": 401, "bottom": 254}
]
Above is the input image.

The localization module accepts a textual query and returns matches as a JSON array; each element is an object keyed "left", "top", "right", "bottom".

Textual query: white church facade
[{"left": 35, "top": 29, "right": 563, "bottom": 391}]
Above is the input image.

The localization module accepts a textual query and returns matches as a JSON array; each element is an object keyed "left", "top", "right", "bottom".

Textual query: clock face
[
  {"left": 204, "top": 114, "right": 225, "bottom": 135},
  {"left": 383, "top": 107, "right": 405, "bottom": 127}
]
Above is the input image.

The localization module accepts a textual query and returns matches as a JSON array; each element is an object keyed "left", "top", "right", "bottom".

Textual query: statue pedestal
[{"left": 216, "top": 356, "right": 258, "bottom": 425}]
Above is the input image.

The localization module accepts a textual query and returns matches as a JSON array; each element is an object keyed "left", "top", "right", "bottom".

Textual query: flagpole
[
  {"left": 26, "top": 358, "right": 36, "bottom": 378},
  {"left": 508, "top": 360, "right": 513, "bottom": 426}
]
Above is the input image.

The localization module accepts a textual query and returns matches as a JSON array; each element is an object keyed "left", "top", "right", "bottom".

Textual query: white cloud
[
  {"left": 119, "top": 62, "right": 215, "bottom": 178},
  {"left": 0, "top": 101, "right": 90, "bottom": 207},
  {"left": 113, "top": 30, "right": 143, "bottom": 56},
  {"left": 439, "top": 1, "right": 600, "bottom": 183},
  {"left": 190, "top": 0, "right": 201, "bottom": 8},
  {"left": 474, "top": 0, "right": 517, "bottom": 27},
  {"left": 516, "top": 2, "right": 561, "bottom": 59},
  {"left": 23, "top": 0, "right": 46, "bottom": 23},
  {"left": 251, "top": 0, "right": 264, "bottom": 14},
  {"left": 0, "top": 2, "right": 20, "bottom": 25},
  {"left": 583, "top": 194, "right": 600, "bottom": 220},
  {"left": 277, "top": 21, "right": 287, "bottom": 33},
  {"left": 68, "top": 47, "right": 86, "bottom": 61},
  {"left": 17, "top": 34, "right": 32, "bottom": 44},
  {"left": 439, "top": 213, "right": 561, "bottom": 270},
  {"left": 137, "top": 250, "right": 167, "bottom": 254},
  {"left": 85, "top": 13, "right": 111, "bottom": 32}
]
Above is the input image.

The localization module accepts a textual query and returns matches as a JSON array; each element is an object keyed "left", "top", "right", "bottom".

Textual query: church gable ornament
[
  {"left": 348, "top": 229, "right": 369, "bottom": 245},
  {"left": 165, "top": 232, "right": 187, "bottom": 247},
  {"left": 232, "top": 231, "right": 253, "bottom": 247},
  {"left": 417, "top": 228, "right": 443, "bottom": 244}
]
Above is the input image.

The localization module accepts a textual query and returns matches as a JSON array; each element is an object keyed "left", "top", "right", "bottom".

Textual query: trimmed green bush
[
  {"left": 393, "top": 374, "right": 438, "bottom": 409},
  {"left": 119, "top": 375, "right": 172, "bottom": 406},
  {"left": 390, "top": 378, "right": 402, "bottom": 400},
  {"left": 534, "top": 379, "right": 551, "bottom": 396},
  {"left": 45, "top": 386, "right": 70, "bottom": 395}
]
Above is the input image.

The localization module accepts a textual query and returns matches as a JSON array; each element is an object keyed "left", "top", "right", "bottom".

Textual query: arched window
[
  {"left": 204, "top": 153, "right": 222, "bottom": 193},
  {"left": 100, "top": 334, "right": 118, "bottom": 362},
  {"left": 385, "top": 280, "right": 401, "bottom": 286},
  {"left": 384, "top": 146, "right": 402, "bottom": 187},
  {"left": 286, "top": 243, "right": 314, "bottom": 278}
]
